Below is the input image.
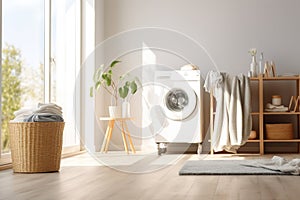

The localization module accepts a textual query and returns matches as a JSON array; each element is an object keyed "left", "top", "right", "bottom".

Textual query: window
[
  {"left": 1, "top": 0, "right": 45, "bottom": 154},
  {"left": 1, "top": 0, "right": 81, "bottom": 155},
  {"left": 50, "top": 0, "right": 81, "bottom": 148}
]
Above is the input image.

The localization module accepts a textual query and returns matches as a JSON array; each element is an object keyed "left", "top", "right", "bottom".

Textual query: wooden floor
[{"left": 1, "top": 153, "right": 300, "bottom": 200}]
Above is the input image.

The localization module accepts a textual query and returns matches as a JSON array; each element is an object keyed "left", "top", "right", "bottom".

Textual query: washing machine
[{"left": 153, "top": 69, "right": 204, "bottom": 155}]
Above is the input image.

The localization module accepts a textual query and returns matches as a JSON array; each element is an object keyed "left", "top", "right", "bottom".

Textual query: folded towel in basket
[
  {"left": 25, "top": 113, "right": 64, "bottom": 122},
  {"left": 12, "top": 103, "right": 64, "bottom": 122}
]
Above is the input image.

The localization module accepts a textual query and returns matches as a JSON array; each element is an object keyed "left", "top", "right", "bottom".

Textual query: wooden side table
[{"left": 99, "top": 117, "right": 136, "bottom": 154}]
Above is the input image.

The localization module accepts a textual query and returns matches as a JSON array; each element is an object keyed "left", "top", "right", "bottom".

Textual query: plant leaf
[
  {"left": 106, "top": 76, "right": 112, "bottom": 86},
  {"left": 102, "top": 73, "right": 107, "bottom": 79},
  {"left": 93, "top": 64, "right": 104, "bottom": 82},
  {"left": 90, "top": 87, "right": 94, "bottom": 97},
  {"left": 95, "top": 81, "right": 101, "bottom": 90},
  {"left": 130, "top": 81, "right": 137, "bottom": 94},
  {"left": 110, "top": 60, "right": 121, "bottom": 68},
  {"left": 119, "top": 86, "right": 129, "bottom": 99}
]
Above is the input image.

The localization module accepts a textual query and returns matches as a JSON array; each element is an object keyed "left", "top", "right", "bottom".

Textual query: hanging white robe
[
  {"left": 239, "top": 75, "right": 252, "bottom": 143},
  {"left": 204, "top": 71, "right": 252, "bottom": 153}
]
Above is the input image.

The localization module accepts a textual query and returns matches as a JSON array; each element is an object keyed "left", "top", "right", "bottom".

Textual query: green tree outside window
[{"left": 1, "top": 44, "right": 22, "bottom": 152}]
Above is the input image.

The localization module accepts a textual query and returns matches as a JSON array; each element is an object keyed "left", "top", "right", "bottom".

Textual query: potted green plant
[
  {"left": 118, "top": 74, "right": 139, "bottom": 117},
  {"left": 90, "top": 60, "right": 138, "bottom": 118}
]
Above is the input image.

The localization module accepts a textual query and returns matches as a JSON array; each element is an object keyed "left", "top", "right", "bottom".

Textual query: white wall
[
  {"left": 103, "top": 0, "right": 300, "bottom": 75},
  {"left": 95, "top": 0, "right": 300, "bottom": 151}
]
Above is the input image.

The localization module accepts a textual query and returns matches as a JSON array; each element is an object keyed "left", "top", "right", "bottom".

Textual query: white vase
[
  {"left": 122, "top": 101, "right": 130, "bottom": 118},
  {"left": 108, "top": 106, "right": 122, "bottom": 118},
  {"left": 250, "top": 55, "right": 257, "bottom": 77}
]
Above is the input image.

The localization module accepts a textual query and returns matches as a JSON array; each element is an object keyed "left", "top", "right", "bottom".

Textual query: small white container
[
  {"left": 109, "top": 106, "right": 122, "bottom": 118},
  {"left": 272, "top": 95, "right": 282, "bottom": 106},
  {"left": 122, "top": 101, "right": 130, "bottom": 118}
]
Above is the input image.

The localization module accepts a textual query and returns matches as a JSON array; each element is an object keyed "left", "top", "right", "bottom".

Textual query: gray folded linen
[
  {"left": 12, "top": 103, "right": 63, "bottom": 122},
  {"left": 24, "top": 113, "right": 64, "bottom": 122}
]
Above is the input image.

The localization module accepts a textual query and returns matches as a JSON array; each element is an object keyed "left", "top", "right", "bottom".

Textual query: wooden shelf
[
  {"left": 263, "top": 112, "right": 300, "bottom": 115},
  {"left": 250, "top": 77, "right": 259, "bottom": 81},
  {"left": 209, "top": 74, "right": 300, "bottom": 155},
  {"left": 262, "top": 76, "right": 300, "bottom": 81},
  {"left": 214, "top": 112, "right": 261, "bottom": 115},
  {"left": 246, "top": 140, "right": 260, "bottom": 143},
  {"left": 251, "top": 76, "right": 300, "bottom": 81},
  {"left": 259, "top": 75, "right": 300, "bottom": 154},
  {"left": 264, "top": 139, "right": 300, "bottom": 143}
]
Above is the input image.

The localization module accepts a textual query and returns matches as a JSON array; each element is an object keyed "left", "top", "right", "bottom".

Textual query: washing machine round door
[{"left": 163, "top": 87, "right": 197, "bottom": 120}]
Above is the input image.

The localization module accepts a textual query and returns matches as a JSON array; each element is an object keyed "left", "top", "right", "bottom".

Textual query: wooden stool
[{"left": 99, "top": 117, "right": 136, "bottom": 154}]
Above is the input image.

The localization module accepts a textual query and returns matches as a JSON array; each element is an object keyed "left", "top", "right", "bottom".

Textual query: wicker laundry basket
[
  {"left": 9, "top": 122, "right": 65, "bottom": 173},
  {"left": 265, "top": 123, "right": 293, "bottom": 140}
]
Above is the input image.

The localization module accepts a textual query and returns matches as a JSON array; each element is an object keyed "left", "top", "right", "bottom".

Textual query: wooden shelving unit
[
  {"left": 210, "top": 74, "right": 300, "bottom": 155},
  {"left": 256, "top": 75, "right": 300, "bottom": 154}
]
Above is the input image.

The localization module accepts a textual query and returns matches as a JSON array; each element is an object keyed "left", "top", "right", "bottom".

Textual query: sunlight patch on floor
[{"left": 60, "top": 151, "right": 185, "bottom": 169}]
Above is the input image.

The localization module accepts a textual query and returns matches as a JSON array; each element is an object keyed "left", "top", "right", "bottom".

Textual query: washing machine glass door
[{"left": 164, "top": 87, "right": 197, "bottom": 120}]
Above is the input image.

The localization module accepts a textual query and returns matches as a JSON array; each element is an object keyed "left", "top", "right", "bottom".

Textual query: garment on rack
[
  {"left": 229, "top": 75, "right": 252, "bottom": 147},
  {"left": 204, "top": 71, "right": 252, "bottom": 153}
]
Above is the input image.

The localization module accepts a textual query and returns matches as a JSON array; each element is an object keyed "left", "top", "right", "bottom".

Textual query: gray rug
[{"left": 179, "top": 160, "right": 288, "bottom": 175}]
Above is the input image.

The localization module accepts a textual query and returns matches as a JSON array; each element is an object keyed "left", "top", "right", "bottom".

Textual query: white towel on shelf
[{"left": 265, "top": 103, "right": 289, "bottom": 112}]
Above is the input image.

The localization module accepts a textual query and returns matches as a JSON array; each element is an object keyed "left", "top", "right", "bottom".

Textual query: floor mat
[{"left": 179, "top": 159, "right": 287, "bottom": 175}]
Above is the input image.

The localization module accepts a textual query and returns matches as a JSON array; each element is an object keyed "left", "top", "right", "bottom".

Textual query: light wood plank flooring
[{"left": 1, "top": 153, "right": 300, "bottom": 200}]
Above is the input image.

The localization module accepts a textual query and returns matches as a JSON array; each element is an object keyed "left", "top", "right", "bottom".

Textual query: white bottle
[
  {"left": 259, "top": 52, "right": 264, "bottom": 76},
  {"left": 122, "top": 101, "right": 130, "bottom": 117},
  {"left": 250, "top": 55, "right": 257, "bottom": 77}
]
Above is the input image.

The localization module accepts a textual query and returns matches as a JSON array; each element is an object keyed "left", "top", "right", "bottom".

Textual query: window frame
[
  {"left": 0, "top": 0, "right": 2, "bottom": 157},
  {"left": 0, "top": 0, "right": 82, "bottom": 157}
]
